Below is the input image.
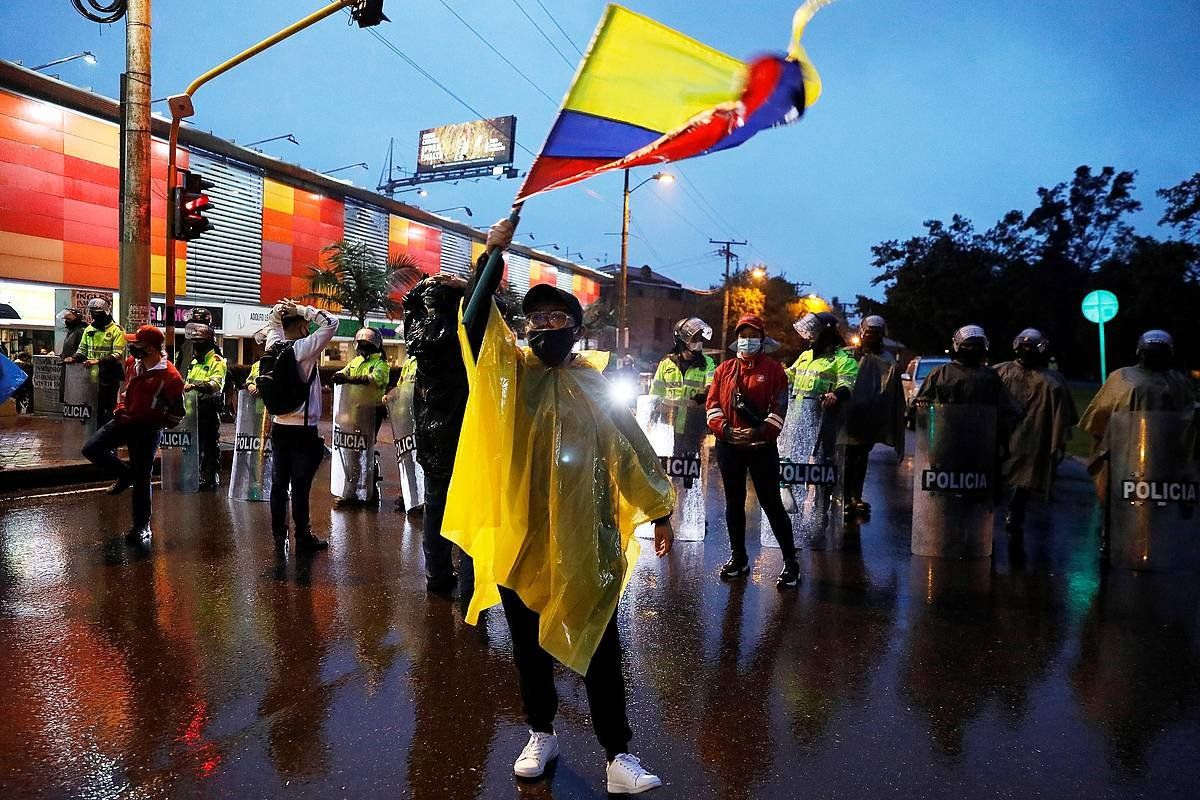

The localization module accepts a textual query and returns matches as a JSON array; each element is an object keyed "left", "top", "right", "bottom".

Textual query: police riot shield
[
  {"left": 160, "top": 390, "right": 200, "bottom": 493},
  {"left": 228, "top": 390, "right": 273, "bottom": 502},
  {"left": 634, "top": 395, "right": 707, "bottom": 541},
  {"left": 910, "top": 402, "right": 997, "bottom": 558},
  {"left": 31, "top": 354, "right": 62, "bottom": 415},
  {"left": 387, "top": 382, "right": 425, "bottom": 511},
  {"left": 332, "top": 383, "right": 378, "bottom": 503},
  {"left": 60, "top": 363, "right": 100, "bottom": 453},
  {"left": 1105, "top": 410, "right": 1200, "bottom": 572},
  {"left": 762, "top": 397, "right": 844, "bottom": 550}
]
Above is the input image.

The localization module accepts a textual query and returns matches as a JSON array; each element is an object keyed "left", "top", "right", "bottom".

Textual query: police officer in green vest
[
  {"left": 63, "top": 297, "right": 127, "bottom": 427},
  {"left": 650, "top": 317, "right": 717, "bottom": 461},
  {"left": 788, "top": 312, "right": 858, "bottom": 407},
  {"left": 183, "top": 322, "right": 228, "bottom": 490},
  {"left": 332, "top": 328, "right": 391, "bottom": 507}
]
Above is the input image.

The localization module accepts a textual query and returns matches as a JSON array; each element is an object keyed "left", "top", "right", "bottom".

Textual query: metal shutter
[
  {"left": 556, "top": 267, "right": 575, "bottom": 293},
  {"left": 184, "top": 150, "right": 263, "bottom": 304},
  {"left": 440, "top": 230, "right": 471, "bottom": 278},
  {"left": 506, "top": 252, "right": 531, "bottom": 295},
  {"left": 344, "top": 200, "right": 389, "bottom": 265}
]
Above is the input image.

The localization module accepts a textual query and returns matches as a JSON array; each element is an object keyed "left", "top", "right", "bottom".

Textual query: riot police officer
[
  {"left": 1078, "top": 329, "right": 1195, "bottom": 559},
  {"left": 183, "top": 322, "right": 228, "bottom": 490},
  {"left": 64, "top": 298, "right": 127, "bottom": 427},
  {"left": 175, "top": 307, "right": 214, "bottom": 374},
  {"left": 649, "top": 317, "right": 716, "bottom": 460},
  {"left": 994, "top": 329, "right": 1077, "bottom": 533},
  {"left": 331, "top": 328, "right": 390, "bottom": 508},
  {"left": 842, "top": 315, "right": 905, "bottom": 518}
]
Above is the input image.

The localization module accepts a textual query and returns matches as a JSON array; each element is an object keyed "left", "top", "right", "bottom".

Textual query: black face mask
[
  {"left": 356, "top": 344, "right": 375, "bottom": 359},
  {"left": 955, "top": 347, "right": 985, "bottom": 368},
  {"left": 1015, "top": 348, "right": 1044, "bottom": 369},
  {"left": 529, "top": 328, "right": 577, "bottom": 367},
  {"left": 90, "top": 313, "right": 109, "bottom": 328},
  {"left": 193, "top": 341, "right": 215, "bottom": 356},
  {"left": 65, "top": 317, "right": 83, "bottom": 330},
  {"left": 1139, "top": 348, "right": 1172, "bottom": 371},
  {"left": 128, "top": 345, "right": 146, "bottom": 358}
]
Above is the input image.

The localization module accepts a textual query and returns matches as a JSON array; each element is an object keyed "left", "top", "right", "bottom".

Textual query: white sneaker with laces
[
  {"left": 513, "top": 730, "right": 559, "bottom": 778},
  {"left": 606, "top": 753, "right": 662, "bottom": 794}
]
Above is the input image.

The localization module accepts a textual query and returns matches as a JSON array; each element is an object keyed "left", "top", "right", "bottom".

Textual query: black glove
[
  {"left": 331, "top": 373, "right": 348, "bottom": 385},
  {"left": 691, "top": 392, "right": 707, "bottom": 406}
]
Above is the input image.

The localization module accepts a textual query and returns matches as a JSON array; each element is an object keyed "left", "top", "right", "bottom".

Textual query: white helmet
[{"left": 952, "top": 324, "right": 989, "bottom": 352}]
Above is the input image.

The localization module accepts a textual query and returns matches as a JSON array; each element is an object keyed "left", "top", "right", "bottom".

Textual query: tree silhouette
[{"left": 303, "top": 241, "right": 421, "bottom": 327}]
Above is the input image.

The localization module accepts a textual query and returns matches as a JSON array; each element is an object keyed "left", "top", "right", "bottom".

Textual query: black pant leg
[
  {"left": 269, "top": 425, "right": 296, "bottom": 536},
  {"left": 584, "top": 609, "right": 632, "bottom": 760},
  {"left": 289, "top": 426, "right": 322, "bottom": 535},
  {"left": 126, "top": 426, "right": 162, "bottom": 530},
  {"left": 421, "top": 469, "right": 456, "bottom": 583},
  {"left": 748, "top": 443, "right": 796, "bottom": 560},
  {"left": 845, "top": 443, "right": 871, "bottom": 500},
  {"left": 198, "top": 399, "right": 221, "bottom": 482},
  {"left": 82, "top": 419, "right": 133, "bottom": 480},
  {"left": 499, "top": 587, "right": 558, "bottom": 734},
  {"left": 96, "top": 382, "right": 119, "bottom": 428},
  {"left": 715, "top": 441, "right": 750, "bottom": 562}
]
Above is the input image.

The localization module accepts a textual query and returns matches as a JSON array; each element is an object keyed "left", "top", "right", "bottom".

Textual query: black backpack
[{"left": 255, "top": 341, "right": 315, "bottom": 417}]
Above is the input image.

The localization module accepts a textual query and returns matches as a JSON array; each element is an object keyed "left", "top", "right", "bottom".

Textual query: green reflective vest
[
  {"left": 78, "top": 321, "right": 126, "bottom": 360},
  {"left": 187, "top": 349, "right": 228, "bottom": 394},
  {"left": 789, "top": 347, "right": 858, "bottom": 398},
  {"left": 399, "top": 355, "right": 417, "bottom": 384},
  {"left": 339, "top": 354, "right": 390, "bottom": 393},
  {"left": 650, "top": 353, "right": 715, "bottom": 433}
]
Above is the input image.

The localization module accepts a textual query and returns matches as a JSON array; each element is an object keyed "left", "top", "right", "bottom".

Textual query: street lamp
[
  {"left": 619, "top": 169, "right": 673, "bottom": 357},
  {"left": 30, "top": 51, "right": 97, "bottom": 71},
  {"left": 432, "top": 206, "right": 472, "bottom": 217},
  {"left": 320, "top": 162, "right": 368, "bottom": 176},
  {"left": 750, "top": 265, "right": 767, "bottom": 281},
  {"left": 397, "top": 187, "right": 428, "bottom": 198},
  {"left": 244, "top": 133, "right": 299, "bottom": 148}
]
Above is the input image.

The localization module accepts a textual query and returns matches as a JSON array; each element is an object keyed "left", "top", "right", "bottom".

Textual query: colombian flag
[{"left": 516, "top": 2, "right": 830, "bottom": 202}]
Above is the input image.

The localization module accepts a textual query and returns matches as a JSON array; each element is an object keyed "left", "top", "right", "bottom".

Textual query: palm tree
[{"left": 304, "top": 240, "right": 423, "bottom": 327}]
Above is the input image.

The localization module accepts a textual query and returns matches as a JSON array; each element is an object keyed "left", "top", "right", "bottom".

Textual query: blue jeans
[{"left": 83, "top": 420, "right": 163, "bottom": 530}]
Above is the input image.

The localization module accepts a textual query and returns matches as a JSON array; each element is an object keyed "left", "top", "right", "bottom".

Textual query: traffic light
[
  {"left": 171, "top": 168, "right": 215, "bottom": 241},
  {"left": 352, "top": 1, "right": 388, "bottom": 27}
]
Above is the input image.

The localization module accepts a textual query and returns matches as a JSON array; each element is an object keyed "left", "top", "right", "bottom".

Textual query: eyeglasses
[{"left": 527, "top": 311, "right": 575, "bottom": 331}]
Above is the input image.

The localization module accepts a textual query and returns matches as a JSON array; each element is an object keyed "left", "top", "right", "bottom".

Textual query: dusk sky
[{"left": 3, "top": 0, "right": 1198, "bottom": 305}]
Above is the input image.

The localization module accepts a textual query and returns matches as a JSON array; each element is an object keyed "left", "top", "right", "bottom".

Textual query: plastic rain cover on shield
[
  {"left": 762, "top": 397, "right": 844, "bottom": 550},
  {"left": 332, "top": 383, "right": 378, "bottom": 502},
  {"left": 228, "top": 390, "right": 272, "bottom": 502},
  {"left": 60, "top": 363, "right": 100, "bottom": 452},
  {"left": 160, "top": 390, "right": 200, "bottom": 493},
  {"left": 387, "top": 381, "right": 425, "bottom": 511},
  {"left": 911, "top": 402, "right": 997, "bottom": 558},
  {"left": 634, "top": 395, "right": 707, "bottom": 541},
  {"left": 1105, "top": 409, "right": 1200, "bottom": 572}
]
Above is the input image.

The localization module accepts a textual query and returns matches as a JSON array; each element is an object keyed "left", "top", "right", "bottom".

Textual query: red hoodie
[{"left": 114, "top": 356, "right": 185, "bottom": 427}]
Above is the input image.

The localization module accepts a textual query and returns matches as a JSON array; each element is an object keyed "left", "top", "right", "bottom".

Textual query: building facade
[
  {"left": 0, "top": 61, "right": 605, "bottom": 365},
  {"left": 598, "top": 264, "right": 709, "bottom": 364}
]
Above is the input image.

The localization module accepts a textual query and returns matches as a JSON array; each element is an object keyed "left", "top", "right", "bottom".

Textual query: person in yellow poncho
[{"left": 442, "top": 218, "right": 675, "bottom": 794}]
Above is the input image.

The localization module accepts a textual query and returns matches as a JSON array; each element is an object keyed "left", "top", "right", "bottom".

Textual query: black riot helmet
[{"left": 1136, "top": 329, "right": 1174, "bottom": 371}]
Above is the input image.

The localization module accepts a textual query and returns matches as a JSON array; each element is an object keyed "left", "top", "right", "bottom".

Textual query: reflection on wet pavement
[{"left": 1, "top": 442, "right": 1198, "bottom": 798}]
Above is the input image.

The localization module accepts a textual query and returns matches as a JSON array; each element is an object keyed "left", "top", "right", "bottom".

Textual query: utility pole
[
  {"left": 618, "top": 169, "right": 631, "bottom": 359},
  {"left": 710, "top": 238, "right": 747, "bottom": 359},
  {"left": 119, "top": 0, "right": 152, "bottom": 333}
]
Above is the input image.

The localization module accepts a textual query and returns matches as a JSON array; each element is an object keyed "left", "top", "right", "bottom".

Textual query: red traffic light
[{"left": 171, "top": 168, "right": 215, "bottom": 241}]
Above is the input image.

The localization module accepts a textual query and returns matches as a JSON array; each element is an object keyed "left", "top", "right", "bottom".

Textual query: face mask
[
  {"left": 1015, "top": 349, "right": 1042, "bottom": 368},
  {"left": 686, "top": 340, "right": 705, "bottom": 352},
  {"left": 65, "top": 317, "right": 83, "bottom": 330},
  {"left": 128, "top": 345, "right": 145, "bottom": 358},
  {"left": 193, "top": 341, "right": 214, "bottom": 356},
  {"left": 529, "top": 328, "right": 576, "bottom": 366},
  {"left": 736, "top": 337, "right": 762, "bottom": 356},
  {"left": 956, "top": 348, "right": 984, "bottom": 368},
  {"left": 356, "top": 344, "right": 374, "bottom": 358},
  {"left": 90, "top": 313, "right": 109, "bottom": 327},
  {"left": 1140, "top": 348, "right": 1171, "bottom": 371}
]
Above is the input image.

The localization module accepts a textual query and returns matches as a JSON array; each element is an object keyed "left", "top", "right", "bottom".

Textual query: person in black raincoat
[
  {"left": 993, "top": 329, "right": 1077, "bottom": 533},
  {"left": 401, "top": 274, "right": 471, "bottom": 594},
  {"left": 841, "top": 315, "right": 906, "bottom": 518}
]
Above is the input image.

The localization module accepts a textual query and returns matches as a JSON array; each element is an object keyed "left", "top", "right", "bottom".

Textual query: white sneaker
[
  {"left": 513, "top": 730, "right": 559, "bottom": 778},
  {"left": 606, "top": 753, "right": 662, "bottom": 794}
]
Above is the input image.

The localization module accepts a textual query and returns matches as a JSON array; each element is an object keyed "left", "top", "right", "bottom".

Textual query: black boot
[
  {"left": 295, "top": 530, "right": 328, "bottom": 554},
  {"left": 719, "top": 557, "right": 749, "bottom": 580}
]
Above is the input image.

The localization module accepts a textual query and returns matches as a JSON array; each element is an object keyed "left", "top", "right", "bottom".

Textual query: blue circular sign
[{"left": 1081, "top": 290, "right": 1119, "bottom": 324}]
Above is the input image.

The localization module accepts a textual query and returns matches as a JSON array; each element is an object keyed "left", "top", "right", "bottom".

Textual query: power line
[
  {"left": 509, "top": 0, "right": 577, "bottom": 70},
  {"left": 434, "top": 0, "right": 557, "bottom": 105},
  {"left": 532, "top": 0, "right": 585, "bottom": 57}
]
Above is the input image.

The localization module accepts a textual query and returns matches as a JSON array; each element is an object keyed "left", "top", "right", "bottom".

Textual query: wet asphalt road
[{"left": 1, "top": 438, "right": 1199, "bottom": 799}]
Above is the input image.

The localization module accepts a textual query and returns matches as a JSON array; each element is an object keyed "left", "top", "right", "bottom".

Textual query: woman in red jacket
[
  {"left": 82, "top": 325, "right": 185, "bottom": 543},
  {"left": 706, "top": 315, "right": 799, "bottom": 587}
]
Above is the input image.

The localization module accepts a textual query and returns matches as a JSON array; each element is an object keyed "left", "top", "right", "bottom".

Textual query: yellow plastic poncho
[{"left": 442, "top": 302, "right": 674, "bottom": 675}]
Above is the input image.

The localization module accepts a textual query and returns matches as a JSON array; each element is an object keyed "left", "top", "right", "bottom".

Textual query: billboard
[{"left": 416, "top": 116, "right": 516, "bottom": 174}]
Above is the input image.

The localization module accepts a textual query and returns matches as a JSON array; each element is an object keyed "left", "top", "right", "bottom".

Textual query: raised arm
[{"left": 463, "top": 214, "right": 517, "bottom": 359}]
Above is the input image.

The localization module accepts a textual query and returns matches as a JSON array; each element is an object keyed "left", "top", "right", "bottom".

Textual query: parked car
[{"left": 902, "top": 355, "right": 951, "bottom": 428}]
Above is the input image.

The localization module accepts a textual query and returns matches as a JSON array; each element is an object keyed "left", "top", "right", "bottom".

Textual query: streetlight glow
[{"left": 652, "top": 171, "right": 675, "bottom": 184}]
